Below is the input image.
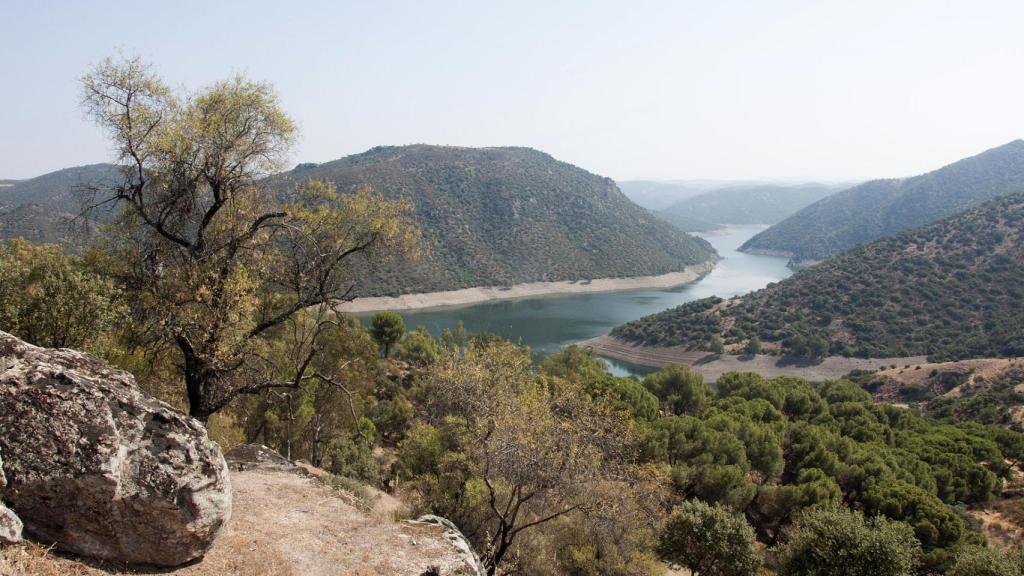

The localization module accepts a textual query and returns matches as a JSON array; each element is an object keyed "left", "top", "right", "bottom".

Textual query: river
[{"left": 358, "top": 226, "right": 791, "bottom": 377}]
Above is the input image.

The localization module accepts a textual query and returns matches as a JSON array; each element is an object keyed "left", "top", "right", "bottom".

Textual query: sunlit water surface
[{"left": 358, "top": 226, "right": 791, "bottom": 378}]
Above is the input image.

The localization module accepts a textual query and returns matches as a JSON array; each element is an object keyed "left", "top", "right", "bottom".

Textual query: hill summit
[
  {"left": 274, "top": 145, "right": 716, "bottom": 296},
  {"left": 741, "top": 140, "right": 1024, "bottom": 264}
]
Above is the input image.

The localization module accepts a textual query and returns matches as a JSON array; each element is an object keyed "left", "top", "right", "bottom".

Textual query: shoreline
[
  {"left": 578, "top": 334, "right": 928, "bottom": 382},
  {"left": 335, "top": 258, "right": 717, "bottom": 314}
]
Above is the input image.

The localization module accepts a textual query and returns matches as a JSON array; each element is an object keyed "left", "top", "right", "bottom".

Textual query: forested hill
[
  {"left": 613, "top": 192, "right": 1024, "bottom": 361},
  {"left": 274, "top": 145, "right": 716, "bottom": 296},
  {"left": 740, "top": 140, "right": 1024, "bottom": 263},
  {"left": 657, "top": 183, "right": 844, "bottom": 232},
  {"left": 0, "top": 163, "right": 120, "bottom": 244}
]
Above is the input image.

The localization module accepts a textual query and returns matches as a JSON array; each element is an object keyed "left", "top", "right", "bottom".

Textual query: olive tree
[
  {"left": 428, "top": 340, "right": 640, "bottom": 575},
  {"left": 81, "top": 55, "right": 417, "bottom": 421}
]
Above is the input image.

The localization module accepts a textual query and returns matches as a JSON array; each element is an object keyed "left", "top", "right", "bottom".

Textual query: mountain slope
[
  {"left": 0, "top": 164, "right": 121, "bottom": 244},
  {"left": 657, "top": 183, "right": 843, "bottom": 231},
  {"left": 613, "top": 192, "right": 1024, "bottom": 361},
  {"left": 741, "top": 140, "right": 1024, "bottom": 263},
  {"left": 274, "top": 146, "right": 715, "bottom": 296}
]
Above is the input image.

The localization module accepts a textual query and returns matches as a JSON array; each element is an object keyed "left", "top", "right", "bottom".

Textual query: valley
[{"left": 351, "top": 226, "right": 792, "bottom": 374}]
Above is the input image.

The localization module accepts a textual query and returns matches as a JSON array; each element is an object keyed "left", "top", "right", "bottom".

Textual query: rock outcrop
[
  {"left": 0, "top": 451, "right": 22, "bottom": 545},
  {"left": 0, "top": 331, "right": 231, "bottom": 566},
  {"left": 224, "top": 443, "right": 294, "bottom": 472},
  {"left": 407, "top": 515, "right": 485, "bottom": 576}
]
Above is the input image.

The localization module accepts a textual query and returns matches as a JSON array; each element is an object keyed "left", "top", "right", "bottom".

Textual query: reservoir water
[{"left": 360, "top": 226, "right": 791, "bottom": 377}]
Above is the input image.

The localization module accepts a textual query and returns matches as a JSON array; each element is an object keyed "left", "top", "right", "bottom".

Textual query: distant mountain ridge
[
  {"left": 656, "top": 183, "right": 844, "bottom": 232},
  {"left": 613, "top": 191, "right": 1024, "bottom": 361},
  {"left": 271, "top": 145, "right": 715, "bottom": 296},
  {"left": 741, "top": 140, "right": 1024, "bottom": 263},
  {"left": 0, "top": 163, "right": 120, "bottom": 244},
  {"left": 0, "top": 150, "right": 716, "bottom": 298}
]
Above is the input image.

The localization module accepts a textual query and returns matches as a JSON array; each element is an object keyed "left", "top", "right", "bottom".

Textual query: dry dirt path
[{"left": 1, "top": 469, "right": 476, "bottom": 576}]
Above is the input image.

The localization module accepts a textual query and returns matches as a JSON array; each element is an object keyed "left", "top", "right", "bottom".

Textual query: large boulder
[
  {"left": 224, "top": 443, "right": 294, "bottom": 472},
  {"left": 0, "top": 331, "right": 231, "bottom": 565},
  {"left": 0, "top": 450, "right": 22, "bottom": 545}
]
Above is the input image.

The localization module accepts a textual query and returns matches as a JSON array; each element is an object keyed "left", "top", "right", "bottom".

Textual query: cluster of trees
[{"left": 615, "top": 192, "right": 1024, "bottom": 361}]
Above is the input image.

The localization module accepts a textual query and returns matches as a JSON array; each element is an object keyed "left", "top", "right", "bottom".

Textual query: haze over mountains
[
  {"left": 613, "top": 190, "right": 1024, "bottom": 361},
  {"left": 742, "top": 140, "right": 1024, "bottom": 264},
  {"left": 655, "top": 183, "right": 846, "bottom": 232}
]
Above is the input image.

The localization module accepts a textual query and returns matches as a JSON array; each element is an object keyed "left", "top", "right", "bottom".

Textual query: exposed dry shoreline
[
  {"left": 579, "top": 334, "right": 929, "bottom": 382},
  {"left": 335, "top": 259, "right": 717, "bottom": 313}
]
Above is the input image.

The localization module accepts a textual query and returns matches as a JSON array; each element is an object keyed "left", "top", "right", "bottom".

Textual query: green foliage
[
  {"left": 0, "top": 239, "right": 126, "bottom": 351},
  {"left": 393, "top": 326, "right": 440, "bottom": 365},
  {"left": 656, "top": 499, "right": 761, "bottom": 576},
  {"left": 743, "top": 140, "right": 1024, "bottom": 263},
  {"left": 370, "top": 311, "right": 406, "bottom": 358},
  {"left": 323, "top": 436, "right": 381, "bottom": 487},
  {"left": 642, "top": 365, "right": 711, "bottom": 416},
  {"left": 615, "top": 191, "right": 1024, "bottom": 360},
  {"left": 948, "top": 545, "right": 1024, "bottom": 576},
  {"left": 777, "top": 507, "right": 922, "bottom": 576},
  {"left": 395, "top": 423, "right": 444, "bottom": 479},
  {"left": 272, "top": 145, "right": 716, "bottom": 297},
  {"left": 709, "top": 334, "right": 725, "bottom": 355}
]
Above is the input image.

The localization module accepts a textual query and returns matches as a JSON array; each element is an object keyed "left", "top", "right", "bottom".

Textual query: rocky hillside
[
  {"left": 613, "top": 192, "right": 1024, "bottom": 361},
  {"left": 862, "top": 358, "right": 1024, "bottom": 431},
  {"left": 741, "top": 140, "right": 1024, "bottom": 264},
  {"left": 0, "top": 164, "right": 120, "bottom": 244},
  {"left": 657, "top": 183, "right": 843, "bottom": 232},
  {"left": 274, "top": 146, "right": 715, "bottom": 296}
]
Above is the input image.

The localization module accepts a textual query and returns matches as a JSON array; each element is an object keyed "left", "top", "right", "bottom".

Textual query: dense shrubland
[
  {"left": 270, "top": 145, "right": 716, "bottom": 296},
  {"left": 615, "top": 192, "right": 1024, "bottom": 361},
  {"left": 3, "top": 237, "right": 1023, "bottom": 573}
]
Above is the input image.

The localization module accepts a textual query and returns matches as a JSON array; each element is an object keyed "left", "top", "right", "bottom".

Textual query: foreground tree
[
  {"left": 656, "top": 499, "right": 761, "bottom": 576},
  {"left": 81, "top": 55, "right": 416, "bottom": 421},
  {"left": 426, "top": 340, "right": 642, "bottom": 575},
  {"left": 777, "top": 507, "right": 921, "bottom": 576}
]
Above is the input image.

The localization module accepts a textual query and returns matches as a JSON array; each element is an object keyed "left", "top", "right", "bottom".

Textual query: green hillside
[
  {"left": 741, "top": 140, "right": 1024, "bottom": 263},
  {"left": 613, "top": 192, "right": 1024, "bottom": 361},
  {"left": 0, "top": 164, "right": 120, "bottom": 244},
  {"left": 273, "top": 145, "right": 716, "bottom": 296},
  {"left": 657, "top": 183, "right": 843, "bottom": 232}
]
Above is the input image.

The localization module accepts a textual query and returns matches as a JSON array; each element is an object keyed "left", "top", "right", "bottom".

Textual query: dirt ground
[
  {"left": 579, "top": 335, "right": 926, "bottom": 382},
  {"left": 0, "top": 469, "right": 475, "bottom": 576}
]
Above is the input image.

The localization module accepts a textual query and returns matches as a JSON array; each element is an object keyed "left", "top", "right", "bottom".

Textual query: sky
[{"left": 2, "top": 0, "right": 1024, "bottom": 182}]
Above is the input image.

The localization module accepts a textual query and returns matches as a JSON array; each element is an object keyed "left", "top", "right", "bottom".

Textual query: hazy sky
[{"left": 3, "top": 0, "right": 1023, "bottom": 181}]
